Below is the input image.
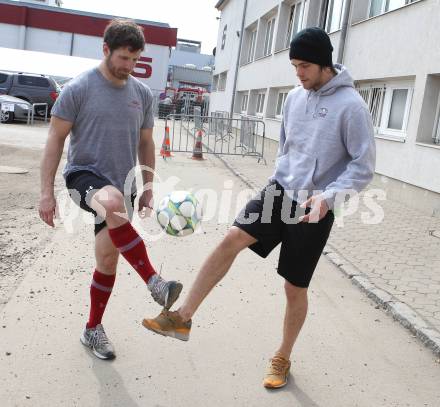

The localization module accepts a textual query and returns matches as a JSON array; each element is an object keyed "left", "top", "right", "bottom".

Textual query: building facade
[
  {"left": 0, "top": 0, "right": 177, "bottom": 94},
  {"left": 168, "top": 39, "right": 214, "bottom": 91},
  {"left": 211, "top": 0, "right": 440, "bottom": 215}
]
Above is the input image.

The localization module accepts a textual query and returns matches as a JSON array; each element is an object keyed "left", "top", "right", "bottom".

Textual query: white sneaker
[
  {"left": 80, "top": 324, "right": 115, "bottom": 360},
  {"left": 147, "top": 274, "right": 183, "bottom": 309}
]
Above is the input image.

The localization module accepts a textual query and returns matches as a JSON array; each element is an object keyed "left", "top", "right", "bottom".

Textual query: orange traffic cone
[
  {"left": 191, "top": 129, "right": 205, "bottom": 160},
  {"left": 160, "top": 126, "right": 172, "bottom": 159}
]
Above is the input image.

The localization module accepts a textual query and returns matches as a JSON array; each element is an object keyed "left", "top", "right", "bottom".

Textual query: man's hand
[
  {"left": 138, "top": 189, "right": 154, "bottom": 218},
  {"left": 39, "top": 194, "right": 57, "bottom": 227},
  {"left": 299, "top": 194, "right": 329, "bottom": 223}
]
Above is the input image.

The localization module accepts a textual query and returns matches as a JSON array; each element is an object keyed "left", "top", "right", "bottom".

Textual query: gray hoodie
[{"left": 271, "top": 63, "right": 376, "bottom": 209}]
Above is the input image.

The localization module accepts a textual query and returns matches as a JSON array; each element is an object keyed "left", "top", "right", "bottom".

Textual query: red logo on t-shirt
[{"left": 129, "top": 100, "right": 142, "bottom": 110}]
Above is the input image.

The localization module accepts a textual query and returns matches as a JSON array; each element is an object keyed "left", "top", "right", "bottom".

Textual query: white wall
[
  {"left": 344, "top": 0, "right": 440, "bottom": 193},
  {"left": 24, "top": 27, "right": 72, "bottom": 55},
  {"left": 209, "top": 0, "right": 245, "bottom": 115},
  {"left": 0, "top": 23, "right": 24, "bottom": 49},
  {"left": 72, "top": 34, "right": 103, "bottom": 59}
]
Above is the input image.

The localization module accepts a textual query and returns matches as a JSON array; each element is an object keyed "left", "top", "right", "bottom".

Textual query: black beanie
[{"left": 289, "top": 27, "right": 334, "bottom": 67}]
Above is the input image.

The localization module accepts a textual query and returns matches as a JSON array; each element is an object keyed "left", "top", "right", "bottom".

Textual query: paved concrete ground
[
  {"left": 194, "top": 121, "right": 440, "bottom": 355},
  {"left": 0, "top": 124, "right": 439, "bottom": 406}
]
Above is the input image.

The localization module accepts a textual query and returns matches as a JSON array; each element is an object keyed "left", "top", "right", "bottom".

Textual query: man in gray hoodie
[{"left": 142, "top": 27, "right": 376, "bottom": 388}]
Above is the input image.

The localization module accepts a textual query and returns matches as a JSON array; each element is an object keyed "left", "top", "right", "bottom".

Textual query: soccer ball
[{"left": 156, "top": 191, "right": 202, "bottom": 237}]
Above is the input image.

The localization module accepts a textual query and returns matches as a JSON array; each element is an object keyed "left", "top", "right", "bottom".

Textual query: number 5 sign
[{"left": 133, "top": 56, "right": 153, "bottom": 79}]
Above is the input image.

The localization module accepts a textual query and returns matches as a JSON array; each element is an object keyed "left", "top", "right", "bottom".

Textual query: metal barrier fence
[
  {"left": 164, "top": 113, "right": 266, "bottom": 163},
  {"left": 0, "top": 101, "right": 48, "bottom": 125}
]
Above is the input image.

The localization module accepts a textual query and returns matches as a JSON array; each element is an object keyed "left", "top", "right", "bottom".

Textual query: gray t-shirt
[{"left": 52, "top": 67, "right": 154, "bottom": 193}]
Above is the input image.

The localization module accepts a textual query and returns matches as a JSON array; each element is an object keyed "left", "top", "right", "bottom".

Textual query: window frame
[
  {"left": 221, "top": 25, "right": 227, "bottom": 50},
  {"left": 368, "top": 0, "right": 417, "bottom": 18},
  {"left": 256, "top": 91, "right": 266, "bottom": 117},
  {"left": 247, "top": 28, "right": 257, "bottom": 63},
  {"left": 241, "top": 93, "right": 249, "bottom": 114},
  {"left": 217, "top": 72, "right": 228, "bottom": 92},
  {"left": 285, "top": 1, "right": 307, "bottom": 49},
  {"left": 212, "top": 75, "right": 219, "bottom": 92},
  {"left": 275, "top": 91, "right": 289, "bottom": 119},
  {"left": 357, "top": 80, "right": 413, "bottom": 139},
  {"left": 431, "top": 91, "right": 440, "bottom": 145},
  {"left": 263, "top": 16, "right": 276, "bottom": 57},
  {"left": 325, "top": 0, "right": 346, "bottom": 33},
  {"left": 380, "top": 84, "right": 413, "bottom": 137}
]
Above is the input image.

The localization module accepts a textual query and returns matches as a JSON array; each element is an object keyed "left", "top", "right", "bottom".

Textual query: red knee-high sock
[
  {"left": 108, "top": 222, "right": 156, "bottom": 284},
  {"left": 87, "top": 269, "right": 116, "bottom": 329}
]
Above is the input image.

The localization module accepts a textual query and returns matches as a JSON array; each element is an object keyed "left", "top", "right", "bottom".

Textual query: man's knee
[
  {"left": 221, "top": 226, "right": 256, "bottom": 252},
  {"left": 92, "top": 186, "right": 125, "bottom": 216},
  {"left": 284, "top": 281, "right": 308, "bottom": 303}
]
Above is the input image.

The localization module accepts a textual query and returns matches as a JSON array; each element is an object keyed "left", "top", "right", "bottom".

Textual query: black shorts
[
  {"left": 233, "top": 181, "right": 334, "bottom": 288},
  {"left": 65, "top": 170, "right": 136, "bottom": 236}
]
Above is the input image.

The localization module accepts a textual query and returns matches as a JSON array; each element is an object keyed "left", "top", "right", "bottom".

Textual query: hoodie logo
[{"left": 318, "top": 108, "right": 328, "bottom": 118}]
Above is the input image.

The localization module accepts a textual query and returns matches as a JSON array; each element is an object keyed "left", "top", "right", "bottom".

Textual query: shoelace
[
  {"left": 269, "top": 356, "right": 288, "bottom": 375},
  {"left": 91, "top": 327, "right": 110, "bottom": 348}
]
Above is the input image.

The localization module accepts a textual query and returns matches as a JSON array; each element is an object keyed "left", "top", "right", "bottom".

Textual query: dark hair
[
  {"left": 103, "top": 19, "right": 145, "bottom": 52},
  {"left": 320, "top": 65, "right": 337, "bottom": 75}
]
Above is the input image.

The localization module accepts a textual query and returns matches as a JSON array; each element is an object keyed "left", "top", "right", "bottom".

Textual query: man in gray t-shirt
[{"left": 39, "top": 19, "right": 182, "bottom": 360}]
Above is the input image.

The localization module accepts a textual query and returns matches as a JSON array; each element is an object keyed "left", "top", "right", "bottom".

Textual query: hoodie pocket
[{"left": 274, "top": 149, "right": 317, "bottom": 192}]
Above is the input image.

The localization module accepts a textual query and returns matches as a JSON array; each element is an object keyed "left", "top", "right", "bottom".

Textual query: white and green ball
[{"left": 156, "top": 191, "right": 202, "bottom": 237}]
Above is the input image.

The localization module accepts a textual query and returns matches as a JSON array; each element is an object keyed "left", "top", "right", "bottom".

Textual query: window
[
  {"left": 212, "top": 75, "right": 219, "bottom": 92},
  {"left": 263, "top": 17, "right": 276, "bottom": 56},
  {"left": 256, "top": 92, "right": 266, "bottom": 116},
  {"left": 276, "top": 92, "right": 289, "bottom": 118},
  {"left": 221, "top": 25, "right": 227, "bottom": 50},
  {"left": 433, "top": 114, "right": 440, "bottom": 145},
  {"left": 0, "top": 73, "right": 8, "bottom": 84},
  {"left": 285, "top": 1, "right": 306, "bottom": 48},
  {"left": 218, "top": 72, "right": 227, "bottom": 91},
  {"left": 357, "top": 85, "right": 386, "bottom": 130},
  {"left": 325, "top": 0, "right": 346, "bottom": 33},
  {"left": 17, "top": 75, "right": 49, "bottom": 87},
  {"left": 241, "top": 94, "right": 249, "bottom": 113},
  {"left": 357, "top": 82, "right": 413, "bottom": 138},
  {"left": 247, "top": 28, "right": 257, "bottom": 63},
  {"left": 387, "top": 89, "right": 408, "bottom": 130},
  {"left": 369, "top": 0, "right": 417, "bottom": 18},
  {"left": 433, "top": 93, "right": 440, "bottom": 145}
]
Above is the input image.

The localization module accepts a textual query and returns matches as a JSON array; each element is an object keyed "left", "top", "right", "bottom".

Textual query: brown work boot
[
  {"left": 142, "top": 309, "right": 192, "bottom": 341},
  {"left": 263, "top": 352, "right": 291, "bottom": 388}
]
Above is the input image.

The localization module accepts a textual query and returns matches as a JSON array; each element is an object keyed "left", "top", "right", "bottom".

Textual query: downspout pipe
[
  {"left": 229, "top": 0, "right": 248, "bottom": 118},
  {"left": 337, "top": 0, "right": 353, "bottom": 64}
]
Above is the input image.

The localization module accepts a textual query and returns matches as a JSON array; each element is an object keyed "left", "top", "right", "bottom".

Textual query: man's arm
[
  {"left": 300, "top": 106, "right": 376, "bottom": 223},
  {"left": 321, "top": 106, "right": 376, "bottom": 209},
  {"left": 38, "top": 116, "right": 72, "bottom": 227},
  {"left": 137, "top": 127, "right": 155, "bottom": 214}
]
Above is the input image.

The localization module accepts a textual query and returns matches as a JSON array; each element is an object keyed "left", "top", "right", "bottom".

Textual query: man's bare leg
[
  {"left": 277, "top": 282, "right": 308, "bottom": 359},
  {"left": 263, "top": 282, "right": 308, "bottom": 388},
  {"left": 178, "top": 226, "right": 257, "bottom": 321},
  {"left": 95, "top": 228, "right": 120, "bottom": 275}
]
